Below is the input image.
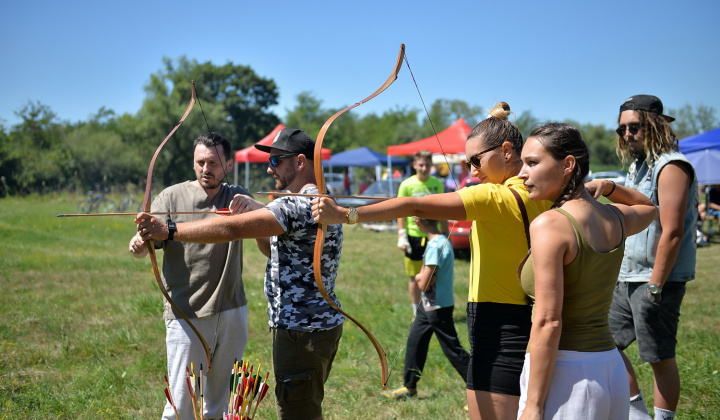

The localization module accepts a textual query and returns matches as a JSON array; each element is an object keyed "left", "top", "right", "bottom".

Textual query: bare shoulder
[
  {"left": 658, "top": 160, "right": 693, "bottom": 186},
  {"left": 530, "top": 209, "right": 573, "bottom": 240}
]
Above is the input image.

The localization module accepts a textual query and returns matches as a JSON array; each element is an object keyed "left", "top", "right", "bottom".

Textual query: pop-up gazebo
[{"left": 233, "top": 124, "right": 331, "bottom": 187}]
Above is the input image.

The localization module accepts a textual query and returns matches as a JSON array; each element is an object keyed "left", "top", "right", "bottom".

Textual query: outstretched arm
[
  {"left": 136, "top": 209, "right": 284, "bottom": 244},
  {"left": 228, "top": 193, "right": 273, "bottom": 256},
  {"left": 312, "top": 191, "right": 467, "bottom": 225}
]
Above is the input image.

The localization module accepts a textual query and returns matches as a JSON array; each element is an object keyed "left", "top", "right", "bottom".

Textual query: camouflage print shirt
[{"left": 263, "top": 185, "right": 344, "bottom": 331}]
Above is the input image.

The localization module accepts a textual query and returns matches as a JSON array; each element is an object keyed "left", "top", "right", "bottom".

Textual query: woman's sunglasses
[
  {"left": 464, "top": 144, "right": 500, "bottom": 171},
  {"left": 616, "top": 123, "right": 641, "bottom": 136}
]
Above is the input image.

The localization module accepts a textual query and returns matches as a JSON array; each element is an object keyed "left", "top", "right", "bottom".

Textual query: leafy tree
[
  {"left": 136, "top": 56, "right": 280, "bottom": 187},
  {"left": 4, "top": 102, "right": 70, "bottom": 194},
  {"left": 192, "top": 59, "right": 281, "bottom": 145},
  {"left": 424, "top": 99, "right": 485, "bottom": 134},
  {"left": 284, "top": 91, "right": 329, "bottom": 135},
  {"left": 0, "top": 121, "right": 13, "bottom": 197},
  {"left": 359, "top": 107, "right": 423, "bottom": 149},
  {"left": 283, "top": 91, "right": 360, "bottom": 152},
  {"left": 514, "top": 109, "right": 540, "bottom": 140},
  {"left": 566, "top": 121, "right": 619, "bottom": 169},
  {"left": 63, "top": 108, "right": 146, "bottom": 192},
  {"left": 669, "top": 103, "right": 719, "bottom": 139}
]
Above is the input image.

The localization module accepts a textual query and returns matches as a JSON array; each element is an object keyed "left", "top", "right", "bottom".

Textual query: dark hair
[
  {"left": 528, "top": 123, "right": 590, "bottom": 208},
  {"left": 193, "top": 132, "right": 232, "bottom": 161},
  {"left": 467, "top": 102, "right": 523, "bottom": 155},
  {"left": 616, "top": 110, "right": 678, "bottom": 165}
]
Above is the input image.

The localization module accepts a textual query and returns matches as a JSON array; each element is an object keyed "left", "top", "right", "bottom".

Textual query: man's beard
[
  {"left": 198, "top": 173, "right": 222, "bottom": 189},
  {"left": 274, "top": 167, "right": 297, "bottom": 191}
]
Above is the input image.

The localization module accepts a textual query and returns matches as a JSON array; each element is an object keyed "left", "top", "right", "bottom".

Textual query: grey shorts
[
  {"left": 272, "top": 324, "right": 343, "bottom": 420},
  {"left": 609, "top": 282, "right": 686, "bottom": 363}
]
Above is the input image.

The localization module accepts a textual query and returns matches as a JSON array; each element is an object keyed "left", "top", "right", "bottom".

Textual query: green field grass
[{"left": 1, "top": 193, "right": 718, "bottom": 419}]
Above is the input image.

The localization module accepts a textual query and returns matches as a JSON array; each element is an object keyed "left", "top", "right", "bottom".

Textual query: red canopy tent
[
  {"left": 386, "top": 118, "right": 472, "bottom": 156},
  {"left": 235, "top": 124, "right": 331, "bottom": 163},
  {"left": 233, "top": 124, "right": 332, "bottom": 187}
]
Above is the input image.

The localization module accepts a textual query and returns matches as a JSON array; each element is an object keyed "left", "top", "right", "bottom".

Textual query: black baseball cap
[
  {"left": 254, "top": 128, "right": 316, "bottom": 158},
  {"left": 619, "top": 94, "right": 675, "bottom": 122}
]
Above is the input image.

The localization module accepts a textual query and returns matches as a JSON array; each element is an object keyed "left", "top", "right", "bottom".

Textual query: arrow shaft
[{"left": 56, "top": 210, "right": 231, "bottom": 217}]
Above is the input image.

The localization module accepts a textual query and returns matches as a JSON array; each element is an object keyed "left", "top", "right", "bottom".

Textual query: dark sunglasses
[
  {"left": 464, "top": 144, "right": 500, "bottom": 171},
  {"left": 616, "top": 123, "right": 641, "bottom": 136},
  {"left": 269, "top": 153, "right": 300, "bottom": 167}
]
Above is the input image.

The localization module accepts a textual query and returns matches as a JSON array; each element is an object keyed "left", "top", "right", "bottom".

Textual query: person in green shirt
[{"left": 396, "top": 150, "right": 448, "bottom": 315}]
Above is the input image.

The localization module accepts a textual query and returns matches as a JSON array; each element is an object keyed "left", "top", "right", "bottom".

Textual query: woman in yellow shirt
[{"left": 313, "top": 102, "right": 551, "bottom": 420}]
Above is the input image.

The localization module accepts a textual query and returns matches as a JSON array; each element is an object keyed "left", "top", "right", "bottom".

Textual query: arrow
[
  {"left": 255, "top": 191, "right": 391, "bottom": 200},
  {"left": 56, "top": 208, "right": 232, "bottom": 217}
]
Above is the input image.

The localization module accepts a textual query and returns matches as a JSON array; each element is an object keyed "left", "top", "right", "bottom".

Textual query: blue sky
[{"left": 2, "top": 0, "right": 719, "bottom": 134}]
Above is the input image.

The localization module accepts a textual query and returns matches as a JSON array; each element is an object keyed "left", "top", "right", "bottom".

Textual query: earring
[{"left": 504, "top": 156, "right": 509, "bottom": 161}]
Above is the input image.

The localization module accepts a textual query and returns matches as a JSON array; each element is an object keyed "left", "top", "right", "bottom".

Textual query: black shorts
[
  {"left": 466, "top": 302, "right": 532, "bottom": 395},
  {"left": 405, "top": 235, "right": 427, "bottom": 260}
]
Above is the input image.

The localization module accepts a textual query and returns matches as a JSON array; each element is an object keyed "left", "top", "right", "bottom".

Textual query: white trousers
[
  {"left": 162, "top": 305, "right": 249, "bottom": 420},
  {"left": 518, "top": 348, "right": 630, "bottom": 420}
]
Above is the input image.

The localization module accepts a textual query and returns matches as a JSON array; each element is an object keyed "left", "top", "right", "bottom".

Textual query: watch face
[{"left": 347, "top": 208, "right": 358, "bottom": 223}]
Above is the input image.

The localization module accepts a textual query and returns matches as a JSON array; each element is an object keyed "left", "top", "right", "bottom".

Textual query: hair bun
[{"left": 488, "top": 102, "right": 511, "bottom": 121}]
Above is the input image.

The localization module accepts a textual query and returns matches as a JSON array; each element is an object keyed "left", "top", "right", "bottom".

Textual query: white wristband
[{"left": 397, "top": 228, "right": 411, "bottom": 252}]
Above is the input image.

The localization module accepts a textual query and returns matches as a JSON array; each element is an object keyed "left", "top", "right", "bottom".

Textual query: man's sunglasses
[
  {"left": 464, "top": 144, "right": 500, "bottom": 171},
  {"left": 269, "top": 153, "right": 300, "bottom": 167},
  {"left": 616, "top": 123, "right": 641, "bottom": 136}
]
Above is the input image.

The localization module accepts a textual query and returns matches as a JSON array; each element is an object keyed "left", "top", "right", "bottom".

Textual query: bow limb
[
  {"left": 312, "top": 44, "right": 405, "bottom": 390},
  {"left": 141, "top": 80, "right": 212, "bottom": 372}
]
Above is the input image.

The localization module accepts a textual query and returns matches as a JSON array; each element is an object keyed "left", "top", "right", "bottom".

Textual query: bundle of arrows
[
  {"left": 163, "top": 360, "right": 270, "bottom": 420},
  {"left": 225, "top": 360, "right": 270, "bottom": 420}
]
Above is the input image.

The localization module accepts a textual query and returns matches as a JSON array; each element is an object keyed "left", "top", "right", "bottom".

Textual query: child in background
[{"left": 383, "top": 217, "right": 470, "bottom": 400}]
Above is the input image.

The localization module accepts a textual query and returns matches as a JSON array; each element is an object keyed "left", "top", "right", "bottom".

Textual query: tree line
[{"left": 0, "top": 56, "right": 716, "bottom": 197}]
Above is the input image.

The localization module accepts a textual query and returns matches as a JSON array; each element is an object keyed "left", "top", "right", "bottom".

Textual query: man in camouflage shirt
[{"left": 137, "top": 128, "right": 344, "bottom": 420}]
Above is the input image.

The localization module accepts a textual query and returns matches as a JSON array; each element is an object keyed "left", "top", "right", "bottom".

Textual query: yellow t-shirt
[{"left": 457, "top": 176, "right": 552, "bottom": 304}]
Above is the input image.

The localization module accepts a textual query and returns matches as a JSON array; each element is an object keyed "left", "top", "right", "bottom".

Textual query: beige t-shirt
[{"left": 152, "top": 181, "right": 249, "bottom": 319}]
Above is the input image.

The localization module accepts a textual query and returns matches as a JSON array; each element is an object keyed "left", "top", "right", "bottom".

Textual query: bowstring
[
  {"left": 386, "top": 52, "right": 464, "bottom": 385},
  {"left": 195, "top": 84, "right": 232, "bottom": 362}
]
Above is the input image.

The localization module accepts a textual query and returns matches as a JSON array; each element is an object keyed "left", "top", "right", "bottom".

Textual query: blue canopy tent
[
  {"left": 323, "top": 147, "right": 408, "bottom": 189},
  {"left": 679, "top": 126, "right": 720, "bottom": 185},
  {"left": 323, "top": 146, "right": 408, "bottom": 167}
]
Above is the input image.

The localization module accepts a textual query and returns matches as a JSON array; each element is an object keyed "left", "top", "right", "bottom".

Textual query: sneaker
[
  {"left": 382, "top": 386, "right": 417, "bottom": 400},
  {"left": 697, "top": 230, "right": 709, "bottom": 246}
]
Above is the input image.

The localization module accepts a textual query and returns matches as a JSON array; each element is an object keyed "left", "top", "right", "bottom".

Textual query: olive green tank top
[{"left": 520, "top": 207, "right": 625, "bottom": 352}]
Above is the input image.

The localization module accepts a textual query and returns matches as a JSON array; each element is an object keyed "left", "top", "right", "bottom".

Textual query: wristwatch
[
  {"left": 346, "top": 207, "right": 359, "bottom": 225},
  {"left": 167, "top": 221, "right": 177, "bottom": 240},
  {"left": 647, "top": 284, "right": 662, "bottom": 295}
]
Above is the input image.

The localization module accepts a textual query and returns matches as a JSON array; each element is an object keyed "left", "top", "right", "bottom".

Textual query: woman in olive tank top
[{"left": 515, "top": 123, "right": 657, "bottom": 420}]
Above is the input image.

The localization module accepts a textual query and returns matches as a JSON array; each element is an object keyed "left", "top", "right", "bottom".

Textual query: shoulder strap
[
  {"left": 510, "top": 188, "right": 531, "bottom": 249},
  {"left": 607, "top": 204, "right": 626, "bottom": 241}
]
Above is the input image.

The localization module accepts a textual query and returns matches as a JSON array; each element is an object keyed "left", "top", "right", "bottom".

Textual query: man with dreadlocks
[
  {"left": 607, "top": 95, "right": 698, "bottom": 420},
  {"left": 129, "top": 132, "right": 255, "bottom": 420}
]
